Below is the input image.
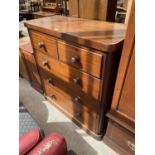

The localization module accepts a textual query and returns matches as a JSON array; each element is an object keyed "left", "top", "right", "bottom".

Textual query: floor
[
  {"left": 19, "top": 78, "right": 118, "bottom": 155},
  {"left": 19, "top": 102, "right": 41, "bottom": 137}
]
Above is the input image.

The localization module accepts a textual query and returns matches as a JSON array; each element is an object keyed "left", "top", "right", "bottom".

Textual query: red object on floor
[
  {"left": 28, "top": 132, "right": 67, "bottom": 155},
  {"left": 19, "top": 128, "right": 42, "bottom": 155}
]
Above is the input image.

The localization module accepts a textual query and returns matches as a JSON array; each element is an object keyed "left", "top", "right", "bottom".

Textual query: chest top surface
[{"left": 25, "top": 15, "right": 126, "bottom": 52}]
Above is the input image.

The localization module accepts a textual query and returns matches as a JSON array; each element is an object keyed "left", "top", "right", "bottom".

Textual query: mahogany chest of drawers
[{"left": 25, "top": 16, "right": 126, "bottom": 140}]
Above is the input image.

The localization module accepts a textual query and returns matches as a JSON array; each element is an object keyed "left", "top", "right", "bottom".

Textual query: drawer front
[
  {"left": 106, "top": 120, "right": 135, "bottom": 154},
  {"left": 58, "top": 40, "right": 104, "bottom": 78},
  {"left": 35, "top": 50, "right": 60, "bottom": 73},
  {"left": 44, "top": 82, "right": 98, "bottom": 132},
  {"left": 40, "top": 69, "right": 100, "bottom": 112},
  {"left": 30, "top": 30, "right": 58, "bottom": 59},
  {"left": 36, "top": 51, "right": 101, "bottom": 101}
]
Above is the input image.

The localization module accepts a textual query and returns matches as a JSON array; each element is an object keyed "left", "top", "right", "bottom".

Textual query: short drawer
[
  {"left": 36, "top": 51, "right": 101, "bottom": 101},
  {"left": 35, "top": 50, "right": 60, "bottom": 73},
  {"left": 106, "top": 120, "right": 135, "bottom": 154},
  {"left": 30, "top": 30, "right": 58, "bottom": 59},
  {"left": 58, "top": 40, "right": 104, "bottom": 78},
  {"left": 44, "top": 82, "right": 98, "bottom": 132}
]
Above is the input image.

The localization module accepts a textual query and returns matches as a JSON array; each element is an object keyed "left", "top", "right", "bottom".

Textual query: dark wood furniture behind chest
[
  {"left": 25, "top": 16, "right": 126, "bottom": 140},
  {"left": 42, "top": 0, "right": 62, "bottom": 13},
  {"left": 69, "top": 0, "right": 117, "bottom": 21},
  {"left": 20, "top": 43, "right": 43, "bottom": 93},
  {"left": 104, "top": 1, "right": 135, "bottom": 154}
]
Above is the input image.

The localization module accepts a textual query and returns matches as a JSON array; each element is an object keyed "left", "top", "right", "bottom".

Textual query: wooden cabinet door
[
  {"left": 104, "top": 1, "right": 135, "bottom": 154},
  {"left": 117, "top": 47, "right": 135, "bottom": 121},
  {"left": 69, "top": 0, "right": 117, "bottom": 21},
  {"left": 81, "top": 0, "right": 117, "bottom": 21},
  {"left": 110, "top": 0, "right": 135, "bottom": 124}
]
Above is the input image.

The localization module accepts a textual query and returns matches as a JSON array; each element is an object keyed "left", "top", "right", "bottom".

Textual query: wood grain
[
  {"left": 125, "top": 0, "right": 133, "bottom": 25},
  {"left": 25, "top": 15, "right": 126, "bottom": 52},
  {"left": 118, "top": 49, "right": 135, "bottom": 120},
  {"left": 104, "top": 120, "right": 135, "bottom": 155},
  {"left": 104, "top": 0, "right": 135, "bottom": 153},
  {"left": 19, "top": 37, "right": 31, "bottom": 80},
  {"left": 40, "top": 69, "right": 100, "bottom": 110},
  {"left": 26, "top": 15, "right": 125, "bottom": 139},
  {"left": 20, "top": 43, "right": 43, "bottom": 93},
  {"left": 78, "top": 0, "right": 117, "bottom": 21},
  {"left": 58, "top": 40, "right": 103, "bottom": 78},
  {"left": 111, "top": 1, "right": 135, "bottom": 119},
  {"left": 19, "top": 51, "right": 29, "bottom": 80},
  {"left": 68, "top": 0, "right": 79, "bottom": 17},
  {"left": 44, "top": 82, "right": 98, "bottom": 132},
  {"left": 36, "top": 51, "right": 101, "bottom": 101},
  {"left": 30, "top": 30, "right": 58, "bottom": 59}
]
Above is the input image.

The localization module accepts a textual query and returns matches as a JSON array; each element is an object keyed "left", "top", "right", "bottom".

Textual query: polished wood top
[{"left": 25, "top": 15, "right": 126, "bottom": 52}]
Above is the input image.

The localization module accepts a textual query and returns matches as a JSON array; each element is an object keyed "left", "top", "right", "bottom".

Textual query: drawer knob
[
  {"left": 127, "top": 141, "right": 135, "bottom": 151},
  {"left": 42, "top": 60, "right": 48, "bottom": 66},
  {"left": 74, "top": 96, "right": 81, "bottom": 104},
  {"left": 47, "top": 78, "right": 53, "bottom": 84},
  {"left": 73, "top": 77, "right": 81, "bottom": 84},
  {"left": 38, "top": 42, "right": 44, "bottom": 48},
  {"left": 76, "top": 112, "right": 81, "bottom": 117},
  {"left": 50, "top": 94, "right": 56, "bottom": 100},
  {"left": 71, "top": 56, "right": 79, "bottom": 63}
]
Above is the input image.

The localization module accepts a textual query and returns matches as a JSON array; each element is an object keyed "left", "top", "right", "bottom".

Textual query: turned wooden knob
[
  {"left": 74, "top": 96, "right": 81, "bottom": 103},
  {"left": 42, "top": 60, "right": 48, "bottom": 66},
  {"left": 76, "top": 112, "right": 81, "bottom": 117},
  {"left": 47, "top": 78, "right": 53, "bottom": 84},
  {"left": 38, "top": 41, "right": 44, "bottom": 48},
  {"left": 50, "top": 94, "right": 56, "bottom": 100},
  {"left": 73, "top": 77, "right": 80, "bottom": 84},
  {"left": 71, "top": 56, "right": 79, "bottom": 63}
]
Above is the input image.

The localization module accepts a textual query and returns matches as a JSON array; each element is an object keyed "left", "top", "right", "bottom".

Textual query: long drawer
[
  {"left": 58, "top": 40, "right": 104, "bottom": 78},
  {"left": 30, "top": 30, "right": 58, "bottom": 59},
  {"left": 40, "top": 69, "right": 100, "bottom": 111},
  {"left": 106, "top": 120, "right": 135, "bottom": 154},
  {"left": 36, "top": 51, "right": 101, "bottom": 101},
  {"left": 44, "top": 81, "right": 98, "bottom": 132}
]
